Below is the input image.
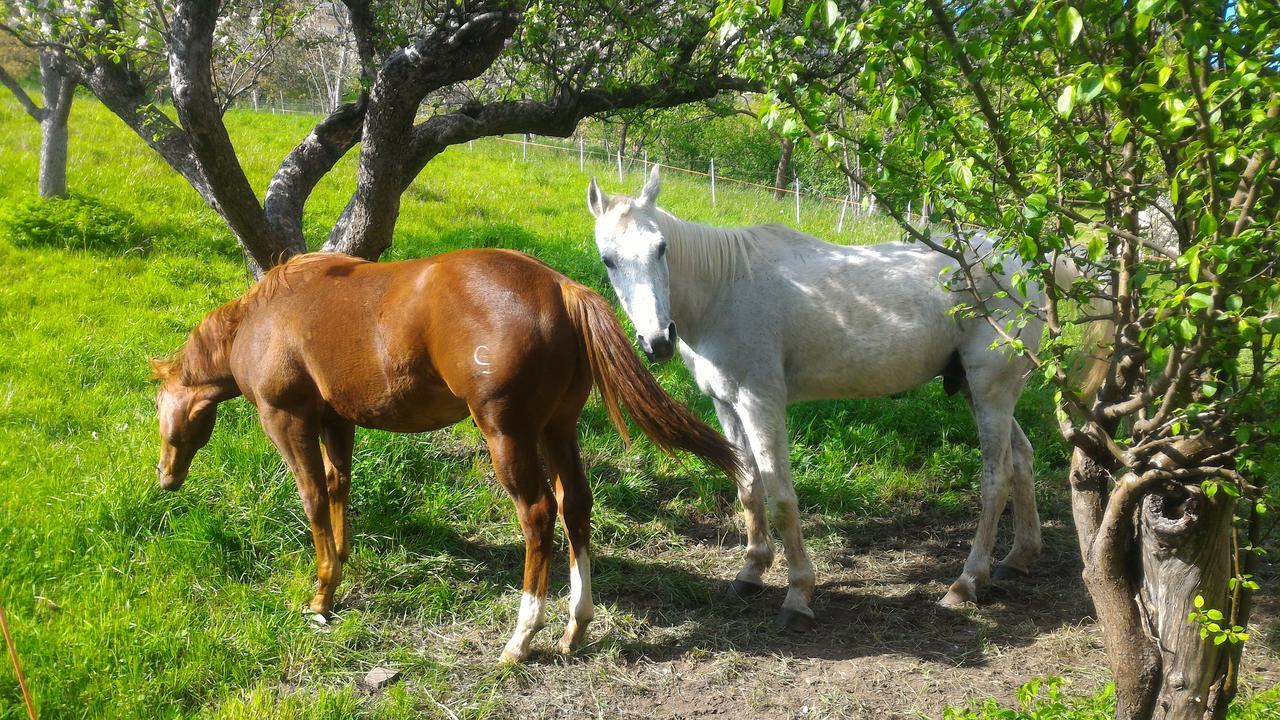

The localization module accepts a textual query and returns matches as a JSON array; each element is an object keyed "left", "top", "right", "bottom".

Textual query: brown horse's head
[{"left": 150, "top": 357, "right": 219, "bottom": 491}]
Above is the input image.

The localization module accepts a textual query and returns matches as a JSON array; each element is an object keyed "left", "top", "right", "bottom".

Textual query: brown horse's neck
[{"left": 177, "top": 300, "right": 245, "bottom": 399}]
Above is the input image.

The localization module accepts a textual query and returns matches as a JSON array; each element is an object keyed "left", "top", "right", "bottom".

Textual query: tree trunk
[
  {"left": 774, "top": 136, "right": 793, "bottom": 199},
  {"left": 1070, "top": 451, "right": 1239, "bottom": 720},
  {"left": 39, "top": 113, "right": 70, "bottom": 199},
  {"left": 1139, "top": 490, "right": 1235, "bottom": 719},
  {"left": 37, "top": 49, "right": 75, "bottom": 199}
]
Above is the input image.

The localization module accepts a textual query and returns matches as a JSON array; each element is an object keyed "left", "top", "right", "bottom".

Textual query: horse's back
[
  {"left": 230, "top": 250, "right": 583, "bottom": 432},
  {"left": 706, "top": 234, "right": 959, "bottom": 396}
]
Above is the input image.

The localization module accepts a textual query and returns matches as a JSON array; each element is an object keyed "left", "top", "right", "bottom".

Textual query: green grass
[{"left": 0, "top": 94, "right": 1268, "bottom": 719}]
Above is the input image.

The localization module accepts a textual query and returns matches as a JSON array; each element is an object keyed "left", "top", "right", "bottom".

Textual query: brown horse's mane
[{"left": 154, "top": 253, "right": 360, "bottom": 385}]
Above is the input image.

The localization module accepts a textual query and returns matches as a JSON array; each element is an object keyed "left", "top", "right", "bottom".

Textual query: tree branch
[{"left": 0, "top": 64, "right": 45, "bottom": 121}]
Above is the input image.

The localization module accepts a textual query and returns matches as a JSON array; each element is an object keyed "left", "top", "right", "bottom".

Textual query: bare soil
[{"left": 385, "top": 501, "right": 1280, "bottom": 719}]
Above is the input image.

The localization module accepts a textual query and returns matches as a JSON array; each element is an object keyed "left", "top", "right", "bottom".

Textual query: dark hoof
[
  {"left": 775, "top": 607, "right": 815, "bottom": 633},
  {"left": 992, "top": 563, "right": 1030, "bottom": 582},
  {"left": 726, "top": 579, "right": 766, "bottom": 601}
]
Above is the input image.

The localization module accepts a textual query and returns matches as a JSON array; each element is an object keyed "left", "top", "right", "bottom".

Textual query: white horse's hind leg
[
  {"left": 941, "top": 400, "right": 1016, "bottom": 607},
  {"left": 995, "top": 420, "right": 1041, "bottom": 578},
  {"left": 734, "top": 395, "right": 816, "bottom": 630},
  {"left": 713, "top": 399, "right": 774, "bottom": 597}
]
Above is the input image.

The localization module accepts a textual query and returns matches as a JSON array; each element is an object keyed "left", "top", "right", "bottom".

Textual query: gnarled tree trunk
[{"left": 1070, "top": 451, "right": 1243, "bottom": 720}]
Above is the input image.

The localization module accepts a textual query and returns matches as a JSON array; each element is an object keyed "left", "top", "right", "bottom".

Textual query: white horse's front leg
[
  {"left": 735, "top": 396, "right": 816, "bottom": 631},
  {"left": 713, "top": 399, "right": 773, "bottom": 598}
]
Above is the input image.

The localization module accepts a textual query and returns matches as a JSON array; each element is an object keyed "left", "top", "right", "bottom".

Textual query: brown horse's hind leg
[
  {"left": 542, "top": 419, "right": 594, "bottom": 655},
  {"left": 321, "top": 421, "right": 355, "bottom": 563},
  {"left": 483, "top": 428, "right": 556, "bottom": 663},
  {"left": 260, "top": 406, "right": 342, "bottom": 614}
]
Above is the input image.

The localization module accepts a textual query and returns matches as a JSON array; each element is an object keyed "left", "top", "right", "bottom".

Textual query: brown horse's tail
[{"left": 559, "top": 281, "right": 743, "bottom": 481}]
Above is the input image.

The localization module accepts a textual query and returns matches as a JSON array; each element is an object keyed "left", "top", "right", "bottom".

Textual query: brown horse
[{"left": 151, "top": 250, "right": 740, "bottom": 662}]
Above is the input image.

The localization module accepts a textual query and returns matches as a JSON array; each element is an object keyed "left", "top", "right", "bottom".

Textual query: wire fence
[
  {"left": 484, "top": 133, "right": 934, "bottom": 235},
  {"left": 228, "top": 97, "right": 932, "bottom": 235}
]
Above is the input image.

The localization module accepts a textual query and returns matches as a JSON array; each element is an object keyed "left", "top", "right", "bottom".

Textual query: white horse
[{"left": 588, "top": 167, "right": 1053, "bottom": 629}]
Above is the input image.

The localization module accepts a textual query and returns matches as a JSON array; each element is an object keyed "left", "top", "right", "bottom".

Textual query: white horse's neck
[{"left": 653, "top": 208, "right": 756, "bottom": 342}]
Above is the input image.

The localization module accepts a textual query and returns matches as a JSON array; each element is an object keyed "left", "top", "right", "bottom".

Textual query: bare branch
[{"left": 0, "top": 64, "right": 46, "bottom": 121}]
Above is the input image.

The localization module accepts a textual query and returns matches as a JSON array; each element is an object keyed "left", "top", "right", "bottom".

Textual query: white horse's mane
[{"left": 653, "top": 208, "right": 760, "bottom": 283}]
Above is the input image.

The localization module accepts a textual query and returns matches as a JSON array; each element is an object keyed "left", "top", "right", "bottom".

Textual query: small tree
[
  {"left": 0, "top": 6, "right": 79, "bottom": 198},
  {"left": 6, "top": 1, "right": 755, "bottom": 275},
  {"left": 720, "top": 1, "right": 1277, "bottom": 718}
]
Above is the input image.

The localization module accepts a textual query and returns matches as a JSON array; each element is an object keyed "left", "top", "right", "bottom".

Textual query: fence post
[
  {"left": 794, "top": 176, "right": 801, "bottom": 224},
  {"left": 643, "top": 149, "right": 649, "bottom": 174},
  {"left": 468, "top": 140, "right": 473, "bottom": 152},
  {"left": 579, "top": 137, "right": 584, "bottom": 172},
  {"left": 616, "top": 149, "right": 623, "bottom": 182},
  {"left": 710, "top": 158, "right": 716, "bottom": 207},
  {"left": 907, "top": 200, "right": 913, "bottom": 228},
  {"left": 522, "top": 133, "right": 528, "bottom": 161},
  {"left": 837, "top": 193, "right": 849, "bottom": 233}
]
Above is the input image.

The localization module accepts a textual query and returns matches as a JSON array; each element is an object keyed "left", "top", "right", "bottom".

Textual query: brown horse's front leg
[
  {"left": 484, "top": 430, "right": 555, "bottom": 664},
  {"left": 261, "top": 406, "right": 341, "bottom": 614},
  {"left": 321, "top": 421, "right": 355, "bottom": 564}
]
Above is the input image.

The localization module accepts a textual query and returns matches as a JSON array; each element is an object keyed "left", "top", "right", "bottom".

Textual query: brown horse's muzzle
[{"left": 157, "top": 443, "right": 192, "bottom": 491}]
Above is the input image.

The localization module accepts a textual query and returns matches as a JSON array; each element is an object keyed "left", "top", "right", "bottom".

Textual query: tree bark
[
  {"left": 37, "top": 50, "right": 76, "bottom": 199},
  {"left": 1139, "top": 490, "right": 1235, "bottom": 720},
  {"left": 774, "top": 136, "right": 793, "bottom": 199},
  {"left": 1070, "top": 446, "right": 1241, "bottom": 720},
  {"left": 1, "top": 49, "right": 76, "bottom": 199}
]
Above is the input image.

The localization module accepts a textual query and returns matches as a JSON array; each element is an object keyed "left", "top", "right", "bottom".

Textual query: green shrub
[
  {"left": 0, "top": 192, "right": 150, "bottom": 254},
  {"left": 945, "top": 678, "right": 1280, "bottom": 719}
]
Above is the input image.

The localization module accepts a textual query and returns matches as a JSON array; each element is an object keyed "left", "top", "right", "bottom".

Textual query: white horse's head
[{"left": 587, "top": 165, "right": 677, "bottom": 362}]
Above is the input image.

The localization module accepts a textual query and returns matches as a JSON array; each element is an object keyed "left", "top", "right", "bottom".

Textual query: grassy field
[{"left": 0, "top": 95, "right": 1274, "bottom": 719}]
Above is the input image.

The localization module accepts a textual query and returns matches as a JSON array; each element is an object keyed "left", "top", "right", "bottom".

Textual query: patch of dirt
[{"left": 385, "top": 503, "right": 1280, "bottom": 719}]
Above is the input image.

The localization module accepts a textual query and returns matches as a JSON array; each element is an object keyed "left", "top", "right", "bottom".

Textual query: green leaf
[
  {"left": 1187, "top": 292, "right": 1214, "bottom": 310},
  {"left": 1198, "top": 213, "right": 1219, "bottom": 237},
  {"left": 1110, "top": 118, "right": 1131, "bottom": 144},
  {"left": 1080, "top": 75, "right": 1104, "bottom": 102},
  {"left": 1087, "top": 235, "right": 1105, "bottom": 262},
  {"left": 1057, "top": 85, "right": 1076, "bottom": 117},
  {"left": 1178, "top": 317, "right": 1197, "bottom": 341},
  {"left": 825, "top": 0, "right": 839, "bottom": 27},
  {"left": 770, "top": 0, "right": 784, "bottom": 18},
  {"left": 1214, "top": 634, "right": 1227, "bottom": 645},
  {"left": 924, "top": 149, "right": 946, "bottom": 174},
  {"left": 949, "top": 159, "right": 973, "bottom": 190},
  {"left": 1194, "top": 595, "right": 1205, "bottom": 609},
  {"left": 1057, "top": 6, "right": 1083, "bottom": 46},
  {"left": 903, "top": 55, "right": 922, "bottom": 77}
]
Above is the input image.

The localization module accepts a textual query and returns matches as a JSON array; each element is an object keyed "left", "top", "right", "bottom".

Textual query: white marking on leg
[
  {"left": 501, "top": 591, "right": 545, "bottom": 662},
  {"left": 473, "top": 345, "right": 494, "bottom": 374},
  {"left": 561, "top": 551, "right": 594, "bottom": 653}
]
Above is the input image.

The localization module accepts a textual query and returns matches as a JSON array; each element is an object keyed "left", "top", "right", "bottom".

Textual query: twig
[{"left": 0, "top": 604, "right": 37, "bottom": 720}]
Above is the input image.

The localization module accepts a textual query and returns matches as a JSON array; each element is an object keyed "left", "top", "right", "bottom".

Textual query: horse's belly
[
  {"left": 325, "top": 375, "right": 470, "bottom": 433},
  {"left": 786, "top": 359, "right": 944, "bottom": 402}
]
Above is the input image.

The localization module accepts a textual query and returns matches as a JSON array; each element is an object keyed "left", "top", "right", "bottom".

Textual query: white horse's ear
[
  {"left": 587, "top": 178, "right": 609, "bottom": 217},
  {"left": 638, "top": 165, "right": 661, "bottom": 206}
]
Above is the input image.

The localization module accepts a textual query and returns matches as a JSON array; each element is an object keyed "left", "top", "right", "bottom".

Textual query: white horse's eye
[
  {"left": 601, "top": 254, "right": 616, "bottom": 270},
  {"left": 656, "top": 242, "right": 667, "bottom": 258}
]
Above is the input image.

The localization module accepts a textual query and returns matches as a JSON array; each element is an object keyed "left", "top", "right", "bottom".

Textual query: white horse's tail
[{"left": 1051, "top": 255, "right": 1114, "bottom": 402}]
